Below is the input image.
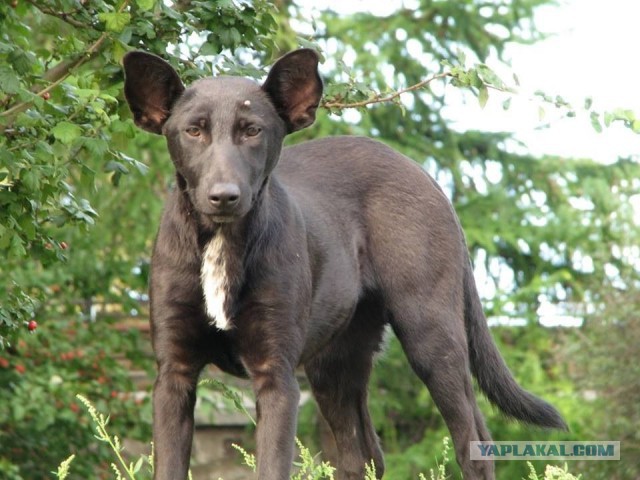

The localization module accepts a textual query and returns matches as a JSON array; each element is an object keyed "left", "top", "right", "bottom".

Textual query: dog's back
[{"left": 278, "top": 134, "right": 465, "bottom": 299}]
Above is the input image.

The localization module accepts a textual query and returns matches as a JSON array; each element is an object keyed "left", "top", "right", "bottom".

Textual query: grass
[{"left": 55, "top": 392, "right": 580, "bottom": 480}]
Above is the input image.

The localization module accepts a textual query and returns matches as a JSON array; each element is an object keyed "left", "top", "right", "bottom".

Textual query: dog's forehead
[{"left": 178, "top": 76, "right": 265, "bottom": 108}]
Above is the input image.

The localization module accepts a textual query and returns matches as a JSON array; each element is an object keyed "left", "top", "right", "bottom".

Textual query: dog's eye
[
  {"left": 185, "top": 126, "right": 201, "bottom": 137},
  {"left": 245, "top": 125, "right": 262, "bottom": 137}
]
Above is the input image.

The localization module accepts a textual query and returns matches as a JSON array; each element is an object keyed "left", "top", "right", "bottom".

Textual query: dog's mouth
[
  {"left": 196, "top": 203, "right": 250, "bottom": 223},
  {"left": 207, "top": 213, "right": 241, "bottom": 223}
]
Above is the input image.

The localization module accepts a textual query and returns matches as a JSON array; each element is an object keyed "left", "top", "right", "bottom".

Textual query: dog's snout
[{"left": 208, "top": 183, "right": 241, "bottom": 208}]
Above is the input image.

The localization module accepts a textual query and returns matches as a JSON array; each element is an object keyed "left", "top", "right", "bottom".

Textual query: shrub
[{"left": 0, "top": 316, "right": 151, "bottom": 479}]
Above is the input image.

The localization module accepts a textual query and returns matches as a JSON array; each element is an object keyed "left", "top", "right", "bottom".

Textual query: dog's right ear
[
  {"left": 123, "top": 52, "right": 185, "bottom": 134},
  {"left": 262, "top": 49, "right": 323, "bottom": 133}
]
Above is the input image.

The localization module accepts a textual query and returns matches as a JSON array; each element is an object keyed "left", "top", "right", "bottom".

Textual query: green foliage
[
  {"left": 567, "top": 289, "right": 640, "bottom": 480},
  {"left": 54, "top": 454, "right": 76, "bottom": 480},
  {"left": 60, "top": 394, "right": 583, "bottom": 480},
  {"left": 291, "top": 438, "right": 336, "bottom": 480},
  {"left": 232, "top": 443, "right": 257, "bottom": 474},
  {"left": 199, "top": 377, "right": 256, "bottom": 425},
  {"left": 76, "top": 394, "right": 153, "bottom": 480},
  {"left": 526, "top": 462, "right": 582, "bottom": 480},
  {"left": 0, "top": 315, "right": 151, "bottom": 479},
  {"left": 62, "top": 395, "right": 340, "bottom": 480}
]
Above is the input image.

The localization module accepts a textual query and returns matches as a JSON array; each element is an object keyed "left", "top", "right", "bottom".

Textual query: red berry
[
  {"left": 15, "top": 364, "right": 26, "bottom": 374},
  {"left": 60, "top": 241, "right": 68, "bottom": 250},
  {"left": 42, "top": 92, "right": 51, "bottom": 100},
  {"left": 27, "top": 320, "right": 37, "bottom": 331}
]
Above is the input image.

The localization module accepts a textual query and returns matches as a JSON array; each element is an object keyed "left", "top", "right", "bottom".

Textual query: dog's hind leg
[
  {"left": 304, "top": 297, "right": 386, "bottom": 480},
  {"left": 388, "top": 292, "right": 495, "bottom": 480}
]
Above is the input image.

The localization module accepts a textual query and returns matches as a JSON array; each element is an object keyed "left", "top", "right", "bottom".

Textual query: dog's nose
[{"left": 208, "top": 183, "right": 241, "bottom": 209}]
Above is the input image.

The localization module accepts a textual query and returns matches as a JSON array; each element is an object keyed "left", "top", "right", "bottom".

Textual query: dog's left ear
[
  {"left": 123, "top": 52, "right": 185, "bottom": 134},
  {"left": 262, "top": 49, "right": 323, "bottom": 133}
]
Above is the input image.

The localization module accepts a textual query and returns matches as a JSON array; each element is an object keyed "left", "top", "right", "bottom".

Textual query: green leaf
[
  {"left": 12, "top": 402, "right": 26, "bottom": 422},
  {"left": 0, "top": 225, "right": 11, "bottom": 249},
  {"left": 98, "top": 12, "right": 132, "bottom": 32},
  {"left": 538, "top": 106, "right": 546, "bottom": 122},
  {"left": 478, "top": 85, "right": 489, "bottom": 109},
  {"left": 52, "top": 122, "right": 82, "bottom": 144},
  {"left": 584, "top": 97, "right": 593, "bottom": 110},
  {"left": 104, "top": 160, "right": 129, "bottom": 174},
  {"left": 9, "top": 234, "right": 27, "bottom": 258},
  {"left": 0, "top": 65, "right": 21, "bottom": 94},
  {"left": 132, "top": 456, "right": 144, "bottom": 474},
  {"left": 476, "top": 64, "right": 505, "bottom": 90},
  {"left": 590, "top": 112, "right": 602, "bottom": 133},
  {"left": 611, "top": 108, "right": 635, "bottom": 122},
  {"left": 21, "top": 170, "right": 39, "bottom": 192},
  {"left": 136, "top": 0, "right": 156, "bottom": 10},
  {"left": 82, "top": 137, "right": 109, "bottom": 157},
  {"left": 604, "top": 111, "right": 613, "bottom": 127},
  {"left": 18, "top": 215, "right": 36, "bottom": 240},
  {"left": 9, "top": 50, "right": 34, "bottom": 76}
]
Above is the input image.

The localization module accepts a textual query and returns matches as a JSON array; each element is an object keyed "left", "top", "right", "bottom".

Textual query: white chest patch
[{"left": 201, "top": 235, "right": 231, "bottom": 330}]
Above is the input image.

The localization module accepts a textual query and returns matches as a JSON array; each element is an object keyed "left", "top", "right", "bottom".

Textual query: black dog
[{"left": 123, "top": 49, "right": 566, "bottom": 480}]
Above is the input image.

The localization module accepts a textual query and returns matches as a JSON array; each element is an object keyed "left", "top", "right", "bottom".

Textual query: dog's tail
[{"left": 463, "top": 262, "right": 568, "bottom": 430}]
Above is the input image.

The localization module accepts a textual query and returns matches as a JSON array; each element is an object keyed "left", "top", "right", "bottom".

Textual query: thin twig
[
  {"left": 321, "top": 71, "right": 451, "bottom": 110},
  {"left": 25, "top": 0, "right": 87, "bottom": 29}
]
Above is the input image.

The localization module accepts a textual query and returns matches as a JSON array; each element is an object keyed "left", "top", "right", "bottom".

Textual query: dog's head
[{"left": 123, "top": 49, "right": 322, "bottom": 222}]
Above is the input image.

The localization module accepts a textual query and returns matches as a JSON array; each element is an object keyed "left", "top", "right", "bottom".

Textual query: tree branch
[
  {"left": 24, "top": 0, "right": 87, "bottom": 29},
  {"left": 321, "top": 72, "right": 451, "bottom": 110},
  {"left": 0, "top": 1, "right": 130, "bottom": 131}
]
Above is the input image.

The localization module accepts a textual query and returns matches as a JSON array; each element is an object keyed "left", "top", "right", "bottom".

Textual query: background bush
[{"left": 1, "top": 0, "right": 638, "bottom": 478}]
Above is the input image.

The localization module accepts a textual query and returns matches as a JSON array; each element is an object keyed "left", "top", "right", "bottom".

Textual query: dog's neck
[{"left": 178, "top": 174, "right": 284, "bottom": 330}]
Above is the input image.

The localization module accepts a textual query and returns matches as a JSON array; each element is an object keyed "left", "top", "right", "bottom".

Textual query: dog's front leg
[
  {"left": 250, "top": 364, "right": 300, "bottom": 479},
  {"left": 152, "top": 361, "right": 200, "bottom": 480}
]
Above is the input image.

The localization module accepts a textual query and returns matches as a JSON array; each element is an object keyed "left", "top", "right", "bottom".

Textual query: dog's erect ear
[
  {"left": 123, "top": 52, "right": 185, "bottom": 134},
  {"left": 262, "top": 49, "right": 323, "bottom": 133}
]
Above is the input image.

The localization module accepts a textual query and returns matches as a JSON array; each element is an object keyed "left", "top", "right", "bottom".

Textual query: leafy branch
[
  {"left": 321, "top": 55, "right": 640, "bottom": 136},
  {"left": 445, "top": 54, "right": 640, "bottom": 135},
  {"left": 322, "top": 72, "right": 451, "bottom": 110},
  {"left": 0, "top": 0, "right": 130, "bottom": 128},
  {"left": 23, "top": 0, "right": 87, "bottom": 29}
]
